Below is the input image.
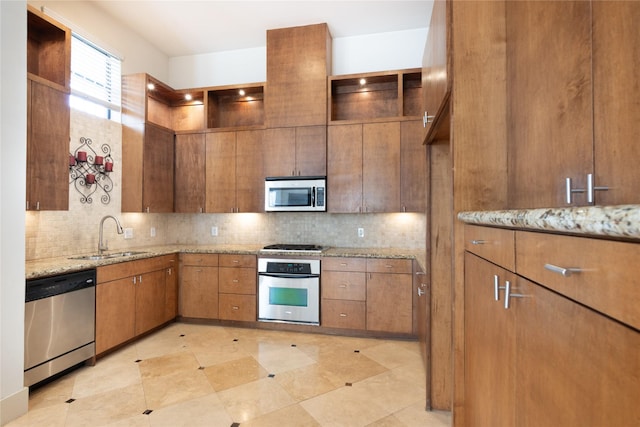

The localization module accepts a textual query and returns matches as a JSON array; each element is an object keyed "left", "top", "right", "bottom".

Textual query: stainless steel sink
[{"left": 69, "top": 251, "right": 148, "bottom": 260}]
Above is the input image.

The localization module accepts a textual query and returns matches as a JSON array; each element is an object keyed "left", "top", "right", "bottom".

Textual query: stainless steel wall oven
[{"left": 258, "top": 258, "right": 320, "bottom": 325}]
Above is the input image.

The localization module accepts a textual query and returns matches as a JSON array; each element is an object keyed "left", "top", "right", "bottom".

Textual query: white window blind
[{"left": 70, "top": 34, "right": 121, "bottom": 121}]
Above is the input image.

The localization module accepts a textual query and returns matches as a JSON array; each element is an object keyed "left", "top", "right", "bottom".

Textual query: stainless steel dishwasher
[{"left": 24, "top": 269, "right": 96, "bottom": 387}]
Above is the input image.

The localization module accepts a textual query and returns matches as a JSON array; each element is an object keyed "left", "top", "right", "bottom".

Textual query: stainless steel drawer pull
[
  {"left": 232, "top": 306, "right": 239, "bottom": 310},
  {"left": 233, "top": 279, "right": 239, "bottom": 283},
  {"left": 504, "top": 281, "right": 526, "bottom": 309},
  {"left": 339, "top": 284, "right": 348, "bottom": 288},
  {"left": 494, "top": 274, "right": 506, "bottom": 302},
  {"left": 565, "top": 177, "right": 586, "bottom": 204},
  {"left": 471, "top": 240, "right": 486, "bottom": 245},
  {"left": 544, "top": 263, "right": 582, "bottom": 277},
  {"left": 587, "top": 173, "right": 609, "bottom": 204},
  {"left": 340, "top": 313, "right": 348, "bottom": 317},
  {"left": 418, "top": 288, "right": 425, "bottom": 296}
]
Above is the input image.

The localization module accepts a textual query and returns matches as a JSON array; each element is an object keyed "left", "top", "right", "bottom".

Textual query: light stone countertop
[
  {"left": 458, "top": 204, "right": 640, "bottom": 241},
  {"left": 26, "top": 245, "right": 426, "bottom": 280}
]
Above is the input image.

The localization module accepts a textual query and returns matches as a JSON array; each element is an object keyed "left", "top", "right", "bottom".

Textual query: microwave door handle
[{"left": 311, "top": 187, "right": 316, "bottom": 207}]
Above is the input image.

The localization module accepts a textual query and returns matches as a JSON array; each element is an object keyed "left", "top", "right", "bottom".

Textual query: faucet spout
[{"left": 98, "top": 215, "right": 124, "bottom": 254}]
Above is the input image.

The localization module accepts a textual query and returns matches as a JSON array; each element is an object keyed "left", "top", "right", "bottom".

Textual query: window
[{"left": 70, "top": 34, "right": 121, "bottom": 121}]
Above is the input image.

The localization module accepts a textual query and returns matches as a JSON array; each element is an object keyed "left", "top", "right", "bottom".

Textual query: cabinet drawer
[
  {"left": 516, "top": 231, "right": 640, "bottom": 330},
  {"left": 219, "top": 254, "right": 256, "bottom": 268},
  {"left": 465, "top": 225, "right": 515, "bottom": 271},
  {"left": 321, "top": 300, "right": 366, "bottom": 330},
  {"left": 322, "top": 257, "right": 366, "bottom": 272},
  {"left": 181, "top": 253, "right": 218, "bottom": 267},
  {"left": 219, "top": 294, "right": 256, "bottom": 322},
  {"left": 322, "top": 271, "right": 366, "bottom": 301},
  {"left": 219, "top": 267, "right": 256, "bottom": 294},
  {"left": 366, "top": 258, "right": 412, "bottom": 274},
  {"left": 97, "top": 255, "right": 174, "bottom": 283}
]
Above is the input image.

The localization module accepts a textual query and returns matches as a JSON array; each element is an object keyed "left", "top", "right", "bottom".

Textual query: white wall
[
  {"left": 1, "top": 2, "right": 29, "bottom": 424},
  {"left": 27, "top": 0, "right": 170, "bottom": 81},
  {"left": 168, "top": 28, "right": 427, "bottom": 89}
]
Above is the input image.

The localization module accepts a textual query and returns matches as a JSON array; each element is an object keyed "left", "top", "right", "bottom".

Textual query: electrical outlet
[
  {"left": 124, "top": 228, "right": 134, "bottom": 239},
  {"left": 211, "top": 226, "right": 218, "bottom": 236},
  {"left": 150, "top": 227, "right": 156, "bottom": 237},
  {"left": 358, "top": 227, "right": 365, "bottom": 238}
]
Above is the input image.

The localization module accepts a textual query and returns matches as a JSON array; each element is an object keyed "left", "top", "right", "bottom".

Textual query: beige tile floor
[{"left": 8, "top": 323, "right": 452, "bottom": 427}]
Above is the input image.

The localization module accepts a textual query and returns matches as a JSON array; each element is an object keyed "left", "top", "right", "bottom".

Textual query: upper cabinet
[
  {"left": 26, "top": 6, "right": 71, "bottom": 211},
  {"left": 207, "top": 84, "right": 264, "bottom": 129},
  {"left": 266, "top": 23, "right": 332, "bottom": 128},
  {"left": 329, "top": 70, "right": 422, "bottom": 123},
  {"left": 507, "top": 0, "right": 640, "bottom": 208},
  {"left": 263, "top": 126, "right": 327, "bottom": 177},
  {"left": 422, "top": 0, "right": 450, "bottom": 144}
]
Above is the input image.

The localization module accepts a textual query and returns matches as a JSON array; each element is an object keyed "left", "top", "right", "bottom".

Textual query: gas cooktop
[{"left": 261, "top": 244, "right": 327, "bottom": 253}]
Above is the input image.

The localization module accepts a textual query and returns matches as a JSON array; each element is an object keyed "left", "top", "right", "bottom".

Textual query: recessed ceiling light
[
  {"left": 184, "top": 94, "right": 192, "bottom": 101},
  {"left": 359, "top": 78, "right": 366, "bottom": 85},
  {"left": 239, "top": 89, "right": 246, "bottom": 96},
  {"left": 147, "top": 83, "right": 155, "bottom": 90}
]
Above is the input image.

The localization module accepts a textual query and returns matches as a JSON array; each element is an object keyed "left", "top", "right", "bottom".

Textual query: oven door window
[
  {"left": 269, "top": 187, "right": 312, "bottom": 207},
  {"left": 269, "top": 287, "right": 308, "bottom": 307}
]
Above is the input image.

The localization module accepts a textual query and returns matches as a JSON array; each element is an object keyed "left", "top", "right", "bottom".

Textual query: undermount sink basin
[{"left": 69, "top": 251, "right": 148, "bottom": 260}]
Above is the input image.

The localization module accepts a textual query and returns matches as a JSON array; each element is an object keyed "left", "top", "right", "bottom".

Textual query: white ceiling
[{"left": 91, "top": 1, "right": 433, "bottom": 57}]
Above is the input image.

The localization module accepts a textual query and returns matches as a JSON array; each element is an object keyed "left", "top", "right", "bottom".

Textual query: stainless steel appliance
[
  {"left": 265, "top": 176, "right": 326, "bottom": 212},
  {"left": 258, "top": 257, "right": 320, "bottom": 325},
  {"left": 24, "top": 269, "right": 96, "bottom": 387}
]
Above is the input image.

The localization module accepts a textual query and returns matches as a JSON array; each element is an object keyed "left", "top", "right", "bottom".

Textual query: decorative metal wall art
[{"left": 69, "top": 137, "right": 114, "bottom": 205}]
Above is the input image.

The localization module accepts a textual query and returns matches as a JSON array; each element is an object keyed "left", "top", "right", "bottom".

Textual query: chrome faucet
[{"left": 98, "top": 215, "right": 124, "bottom": 254}]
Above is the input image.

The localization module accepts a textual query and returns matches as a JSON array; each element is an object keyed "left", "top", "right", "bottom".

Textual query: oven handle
[{"left": 258, "top": 273, "right": 319, "bottom": 279}]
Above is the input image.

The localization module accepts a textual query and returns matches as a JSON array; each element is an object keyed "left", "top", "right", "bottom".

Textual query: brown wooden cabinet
[
  {"left": 122, "top": 122, "right": 175, "bottom": 213},
  {"left": 321, "top": 258, "right": 367, "bottom": 330},
  {"left": 365, "top": 259, "right": 413, "bottom": 334},
  {"left": 179, "top": 254, "right": 219, "bottom": 319},
  {"left": 207, "top": 84, "right": 264, "bottom": 129},
  {"left": 266, "top": 23, "right": 332, "bottom": 128},
  {"left": 328, "top": 122, "right": 400, "bottom": 213},
  {"left": 507, "top": 1, "right": 640, "bottom": 208},
  {"left": 218, "top": 254, "right": 256, "bottom": 322},
  {"left": 205, "top": 130, "right": 264, "bottom": 213},
  {"left": 26, "top": 6, "right": 71, "bottom": 211},
  {"left": 400, "top": 120, "right": 426, "bottom": 212},
  {"left": 414, "top": 261, "right": 430, "bottom": 408},
  {"left": 422, "top": 0, "right": 450, "bottom": 144},
  {"left": 464, "top": 225, "right": 640, "bottom": 426},
  {"left": 263, "top": 126, "right": 327, "bottom": 177},
  {"left": 164, "top": 256, "right": 178, "bottom": 322},
  {"left": 174, "top": 132, "right": 206, "bottom": 213},
  {"left": 96, "top": 255, "right": 175, "bottom": 355}
]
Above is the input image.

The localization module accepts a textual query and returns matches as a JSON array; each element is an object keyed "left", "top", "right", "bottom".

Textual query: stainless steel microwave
[{"left": 265, "top": 176, "right": 326, "bottom": 212}]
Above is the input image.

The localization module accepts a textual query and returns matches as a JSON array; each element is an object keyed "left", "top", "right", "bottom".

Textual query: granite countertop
[
  {"left": 458, "top": 204, "right": 640, "bottom": 241},
  {"left": 26, "top": 245, "right": 426, "bottom": 280}
]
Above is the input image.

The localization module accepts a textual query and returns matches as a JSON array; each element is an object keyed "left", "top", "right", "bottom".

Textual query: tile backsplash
[{"left": 25, "top": 110, "right": 425, "bottom": 260}]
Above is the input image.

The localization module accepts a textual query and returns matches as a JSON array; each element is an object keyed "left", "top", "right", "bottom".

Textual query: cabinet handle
[
  {"left": 340, "top": 263, "right": 348, "bottom": 267},
  {"left": 232, "top": 279, "right": 239, "bottom": 283},
  {"left": 417, "top": 288, "right": 425, "bottom": 296},
  {"left": 340, "top": 313, "right": 348, "bottom": 317},
  {"left": 139, "top": 275, "right": 142, "bottom": 283},
  {"left": 385, "top": 265, "right": 394, "bottom": 269},
  {"left": 587, "top": 173, "right": 608, "bottom": 204},
  {"left": 565, "top": 177, "right": 586, "bottom": 204},
  {"left": 133, "top": 276, "right": 136, "bottom": 285},
  {"left": 145, "top": 207, "right": 150, "bottom": 213},
  {"left": 232, "top": 260, "right": 240, "bottom": 263},
  {"left": 415, "top": 271, "right": 426, "bottom": 275},
  {"left": 493, "top": 274, "right": 506, "bottom": 301},
  {"left": 471, "top": 240, "right": 486, "bottom": 245},
  {"left": 36, "top": 201, "right": 40, "bottom": 211},
  {"left": 423, "top": 111, "right": 435, "bottom": 127},
  {"left": 544, "top": 263, "right": 582, "bottom": 277},
  {"left": 232, "top": 306, "right": 239, "bottom": 310},
  {"left": 504, "top": 281, "right": 526, "bottom": 309},
  {"left": 339, "top": 284, "right": 348, "bottom": 288}
]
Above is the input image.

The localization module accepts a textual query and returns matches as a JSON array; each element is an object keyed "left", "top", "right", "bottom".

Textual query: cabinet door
[
  {"left": 422, "top": 0, "right": 449, "bottom": 142},
  {"left": 400, "top": 120, "right": 426, "bottom": 212},
  {"left": 174, "top": 133, "right": 205, "bottom": 213},
  {"left": 263, "top": 127, "right": 296, "bottom": 177},
  {"left": 506, "top": 1, "right": 592, "bottom": 208},
  {"left": 180, "top": 266, "right": 219, "bottom": 319},
  {"left": 205, "top": 131, "right": 236, "bottom": 213},
  {"left": 164, "top": 263, "right": 178, "bottom": 323},
  {"left": 363, "top": 122, "right": 400, "bottom": 212},
  {"left": 143, "top": 123, "right": 175, "bottom": 212},
  {"left": 592, "top": 1, "right": 640, "bottom": 205},
  {"left": 96, "top": 277, "right": 136, "bottom": 354},
  {"left": 515, "top": 277, "right": 640, "bottom": 426},
  {"left": 27, "top": 80, "right": 69, "bottom": 211},
  {"left": 366, "top": 271, "right": 412, "bottom": 334},
  {"left": 464, "top": 253, "right": 516, "bottom": 427},
  {"left": 135, "top": 269, "right": 167, "bottom": 335},
  {"left": 266, "top": 23, "right": 330, "bottom": 127},
  {"left": 295, "top": 125, "right": 327, "bottom": 176},
  {"left": 327, "top": 124, "right": 363, "bottom": 213},
  {"left": 236, "top": 130, "right": 264, "bottom": 213}
]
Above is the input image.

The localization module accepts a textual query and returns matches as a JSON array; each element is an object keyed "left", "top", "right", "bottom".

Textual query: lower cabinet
[
  {"left": 463, "top": 225, "right": 640, "bottom": 426},
  {"left": 96, "top": 255, "right": 177, "bottom": 355},
  {"left": 321, "top": 257, "right": 414, "bottom": 334},
  {"left": 179, "top": 254, "right": 219, "bottom": 319},
  {"left": 218, "top": 254, "right": 256, "bottom": 321}
]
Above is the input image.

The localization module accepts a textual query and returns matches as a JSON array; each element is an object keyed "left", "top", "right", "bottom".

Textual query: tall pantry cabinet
[{"left": 26, "top": 6, "right": 71, "bottom": 211}]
